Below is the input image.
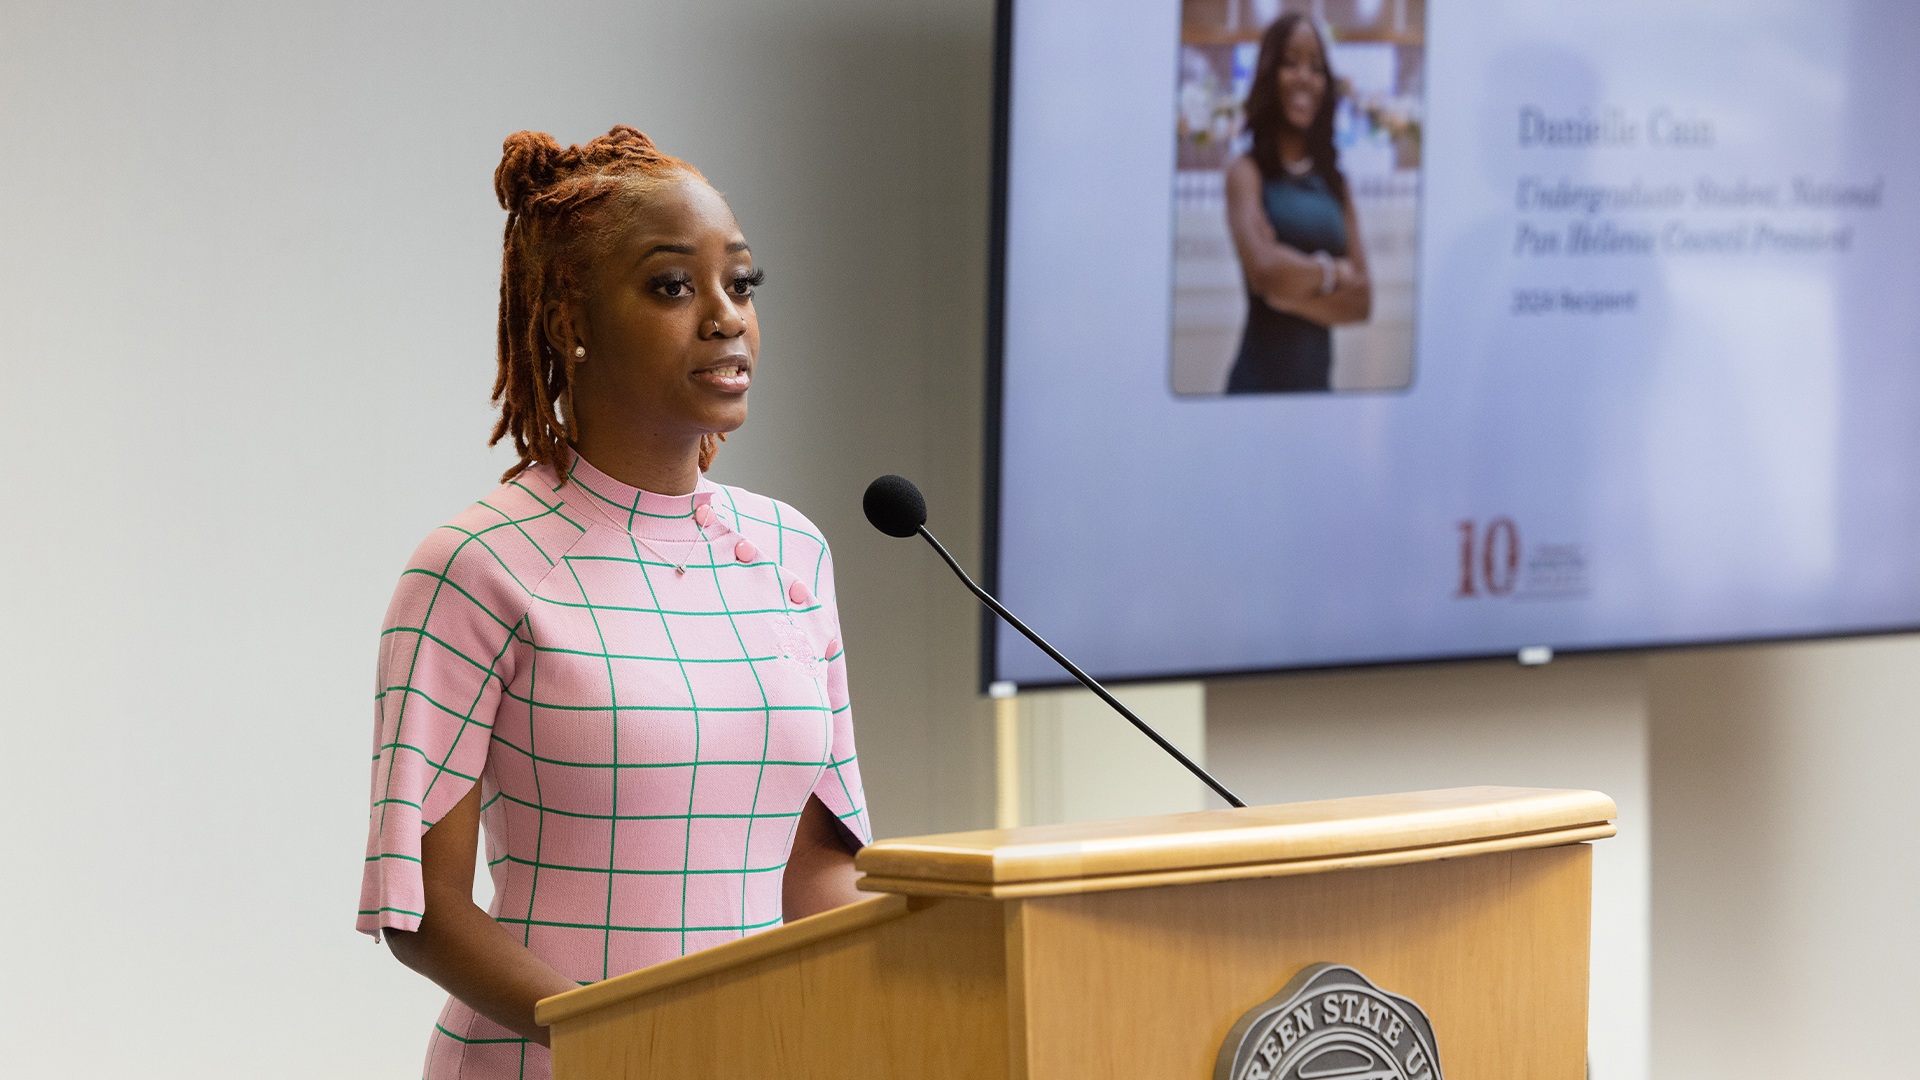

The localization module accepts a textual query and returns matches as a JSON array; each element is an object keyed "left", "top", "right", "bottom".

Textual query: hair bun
[
  {"left": 597, "top": 125, "right": 658, "bottom": 154},
  {"left": 495, "top": 130, "right": 568, "bottom": 213},
  {"left": 495, "top": 126, "right": 678, "bottom": 213}
]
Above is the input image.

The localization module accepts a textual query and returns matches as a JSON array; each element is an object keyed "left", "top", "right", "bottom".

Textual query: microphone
[{"left": 862, "top": 475, "right": 1246, "bottom": 809}]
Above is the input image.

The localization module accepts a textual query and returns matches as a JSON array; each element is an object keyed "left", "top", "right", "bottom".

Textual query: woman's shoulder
[{"left": 397, "top": 470, "right": 592, "bottom": 599}]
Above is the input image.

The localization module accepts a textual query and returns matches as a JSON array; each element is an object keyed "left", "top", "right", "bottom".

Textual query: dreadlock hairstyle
[
  {"left": 489, "top": 125, "right": 727, "bottom": 483},
  {"left": 1244, "top": 14, "right": 1347, "bottom": 205}
]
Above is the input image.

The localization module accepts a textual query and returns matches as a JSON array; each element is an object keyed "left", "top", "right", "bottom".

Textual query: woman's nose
[{"left": 701, "top": 298, "right": 747, "bottom": 338}]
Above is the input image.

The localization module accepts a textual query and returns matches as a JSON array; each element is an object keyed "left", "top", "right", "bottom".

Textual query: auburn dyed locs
[{"left": 488, "top": 124, "right": 726, "bottom": 482}]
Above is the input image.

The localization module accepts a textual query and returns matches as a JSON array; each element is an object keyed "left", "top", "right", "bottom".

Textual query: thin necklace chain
[
  {"left": 630, "top": 521, "right": 713, "bottom": 576},
  {"left": 559, "top": 460, "right": 718, "bottom": 575}
]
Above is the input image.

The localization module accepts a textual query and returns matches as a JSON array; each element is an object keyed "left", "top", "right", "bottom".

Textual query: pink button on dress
[{"left": 357, "top": 453, "right": 869, "bottom": 1080}]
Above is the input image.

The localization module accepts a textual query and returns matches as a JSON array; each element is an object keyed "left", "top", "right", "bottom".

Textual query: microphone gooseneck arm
[{"left": 914, "top": 525, "right": 1247, "bottom": 809}]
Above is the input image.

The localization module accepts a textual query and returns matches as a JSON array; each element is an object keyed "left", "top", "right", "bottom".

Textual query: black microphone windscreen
[{"left": 863, "top": 475, "right": 928, "bottom": 538}]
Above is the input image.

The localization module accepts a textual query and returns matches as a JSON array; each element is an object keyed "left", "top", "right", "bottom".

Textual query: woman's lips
[{"left": 691, "top": 361, "right": 752, "bottom": 393}]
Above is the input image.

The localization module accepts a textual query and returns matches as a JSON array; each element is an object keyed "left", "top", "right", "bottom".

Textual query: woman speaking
[
  {"left": 356, "top": 126, "right": 871, "bottom": 1079},
  {"left": 1226, "top": 14, "right": 1373, "bottom": 393}
]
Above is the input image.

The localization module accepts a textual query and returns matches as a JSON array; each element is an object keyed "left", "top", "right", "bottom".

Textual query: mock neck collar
[{"left": 560, "top": 451, "right": 721, "bottom": 540}]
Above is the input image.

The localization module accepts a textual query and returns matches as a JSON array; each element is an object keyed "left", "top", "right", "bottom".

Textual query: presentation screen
[{"left": 986, "top": 0, "right": 1920, "bottom": 687}]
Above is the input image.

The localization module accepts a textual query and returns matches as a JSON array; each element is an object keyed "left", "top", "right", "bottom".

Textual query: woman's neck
[
  {"left": 568, "top": 430, "right": 703, "bottom": 495},
  {"left": 1276, "top": 131, "right": 1309, "bottom": 169}
]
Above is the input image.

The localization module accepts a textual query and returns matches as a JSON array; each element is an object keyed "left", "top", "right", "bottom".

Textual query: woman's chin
[{"left": 700, "top": 404, "right": 749, "bottom": 437}]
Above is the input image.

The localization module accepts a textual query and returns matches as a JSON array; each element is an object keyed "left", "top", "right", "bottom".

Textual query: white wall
[
  {"left": 1648, "top": 635, "right": 1920, "bottom": 1078},
  {"left": 0, "top": 2, "right": 994, "bottom": 1075},
  {"left": 1004, "top": 681, "right": 1209, "bottom": 826}
]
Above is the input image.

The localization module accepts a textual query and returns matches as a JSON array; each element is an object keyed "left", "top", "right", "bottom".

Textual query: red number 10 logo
[{"left": 1457, "top": 517, "right": 1520, "bottom": 597}]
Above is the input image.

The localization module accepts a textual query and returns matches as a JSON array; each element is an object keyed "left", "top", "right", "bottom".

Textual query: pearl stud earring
[{"left": 573, "top": 346, "right": 586, "bottom": 359}]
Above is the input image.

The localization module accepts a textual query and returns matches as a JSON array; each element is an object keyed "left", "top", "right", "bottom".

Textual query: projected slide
[{"left": 990, "top": 0, "right": 1920, "bottom": 685}]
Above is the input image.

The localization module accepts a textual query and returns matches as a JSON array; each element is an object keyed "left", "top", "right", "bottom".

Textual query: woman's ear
[{"left": 542, "top": 300, "right": 582, "bottom": 361}]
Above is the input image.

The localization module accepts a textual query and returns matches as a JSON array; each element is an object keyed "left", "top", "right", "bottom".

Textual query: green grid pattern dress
[{"left": 357, "top": 453, "right": 869, "bottom": 1080}]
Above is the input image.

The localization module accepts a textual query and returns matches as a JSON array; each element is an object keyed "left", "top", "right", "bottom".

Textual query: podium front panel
[
  {"left": 548, "top": 896, "right": 1012, "bottom": 1079},
  {"left": 1007, "top": 844, "right": 1592, "bottom": 1079}
]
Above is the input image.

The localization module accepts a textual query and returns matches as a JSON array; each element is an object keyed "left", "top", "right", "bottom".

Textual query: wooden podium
[{"left": 536, "top": 786, "right": 1614, "bottom": 1079}]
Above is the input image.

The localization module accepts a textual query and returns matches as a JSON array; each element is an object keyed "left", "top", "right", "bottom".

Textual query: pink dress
[{"left": 357, "top": 454, "right": 870, "bottom": 1080}]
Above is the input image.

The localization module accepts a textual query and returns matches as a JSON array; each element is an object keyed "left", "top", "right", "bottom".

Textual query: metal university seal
[{"left": 1215, "top": 963, "right": 1443, "bottom": 1080}]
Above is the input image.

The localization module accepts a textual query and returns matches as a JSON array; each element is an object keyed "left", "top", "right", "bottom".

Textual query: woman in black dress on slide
[{"left": 1225, "top": 14, "right": 1373, "bottom": 393}]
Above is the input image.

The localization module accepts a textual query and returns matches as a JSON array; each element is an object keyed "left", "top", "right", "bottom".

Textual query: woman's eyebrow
[
  {"left": 639, "top": 242, "right": 697, "bottom": 261},
  {"left": 636, "top": 239, "right": 751, "bottom": 262}
]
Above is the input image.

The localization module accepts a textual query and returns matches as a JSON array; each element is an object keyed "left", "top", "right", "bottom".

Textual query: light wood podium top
[{"left": 855, "top": 785, "right": 1616, "bottom": 899}]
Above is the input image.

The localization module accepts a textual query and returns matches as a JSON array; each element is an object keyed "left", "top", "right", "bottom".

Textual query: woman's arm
[
  {"left": 383, "top": 783, "right": 577, "bottom": 1046},
  {"left": 1226, "top": 156, "right": 1330, "bottom": 304},
  {"left": 782, "top": 794, "right": 867, "bottom": 921},
  {"left": 1276, "top": 194, "right": 1373, "bottom": 327},
  {"left": 1228, "top": 156, "right": 1374, "bottom": 327}
]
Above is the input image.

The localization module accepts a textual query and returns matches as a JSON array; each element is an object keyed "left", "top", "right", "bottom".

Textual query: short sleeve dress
[{"left": 356, "top": 453, "right": 870, "bottom": 1080}]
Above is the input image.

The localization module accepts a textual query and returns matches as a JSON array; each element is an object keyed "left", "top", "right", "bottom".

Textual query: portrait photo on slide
[{"left": 1170, "top": 0, "right": 1424, "bottom": 395}]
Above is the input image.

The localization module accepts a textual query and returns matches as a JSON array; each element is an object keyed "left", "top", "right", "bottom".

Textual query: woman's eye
[
  {"left": 651, "top": 275, "right": 693, "bottom": 298},
  {"left": 731, "top": 269, "right": 767, "bottom": 298}
]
